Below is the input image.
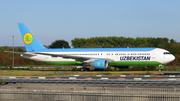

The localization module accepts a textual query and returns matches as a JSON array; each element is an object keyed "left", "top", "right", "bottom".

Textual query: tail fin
[{"left": 18, "top": 23, "right": 46, "bottom": 52}]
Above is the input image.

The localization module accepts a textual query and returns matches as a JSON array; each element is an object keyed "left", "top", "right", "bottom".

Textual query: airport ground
[
  {"left": 4, "top": 82, "right": 180, "bottom": 89},
  {"left": 1, "top": 69, "right": 180, "bottom": 100},
  {"left": 0, "top": 65, "right": 179, "bottom": 76},
  {"left": 1, "top": 78, "right": 180, "bottom": 101},
  {"left": 1, "top": 84, "right": 180, "bottom": 101}
]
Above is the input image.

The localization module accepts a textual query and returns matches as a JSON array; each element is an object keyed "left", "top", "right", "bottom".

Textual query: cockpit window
[{"left": 164, "top": 52, "right": 171, "bottom": 55}]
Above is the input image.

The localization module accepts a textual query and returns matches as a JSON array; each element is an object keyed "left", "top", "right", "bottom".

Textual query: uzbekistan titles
[{"left": 120, "top": 56, "right": 151, "bottom": 61}]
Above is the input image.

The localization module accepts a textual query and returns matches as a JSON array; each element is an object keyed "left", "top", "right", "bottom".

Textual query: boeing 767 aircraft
[{"left": 6, "top": 23, "right": 175, "bottom": 71}]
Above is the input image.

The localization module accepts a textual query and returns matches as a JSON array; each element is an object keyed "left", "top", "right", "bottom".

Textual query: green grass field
[{"left": 0, "top": 70, "right": 174, "bottom": 76}]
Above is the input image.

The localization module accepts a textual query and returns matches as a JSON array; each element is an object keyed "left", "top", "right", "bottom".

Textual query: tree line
[
  {"left": 71, "top": 37, "right": 179, "bottom": 55},
  {"left": 71, "top": 37, "right": 175, "bottom": 47}
]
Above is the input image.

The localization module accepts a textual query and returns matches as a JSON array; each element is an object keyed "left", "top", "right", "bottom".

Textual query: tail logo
[{"left": 23, "top": 33, "right": 33, "bottom": 44}]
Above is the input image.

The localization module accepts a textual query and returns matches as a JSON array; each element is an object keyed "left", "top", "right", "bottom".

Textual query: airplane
[{"left": 6, "top": 23, "right": 175, "bottom": 71}]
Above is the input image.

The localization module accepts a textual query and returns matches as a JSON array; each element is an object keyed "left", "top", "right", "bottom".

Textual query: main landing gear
[
  {"left": 81, "top": 68, "right": 90, "bottom": 71},
  {"left": 81, "top": 64, "right": 90, "bottom": 71}
]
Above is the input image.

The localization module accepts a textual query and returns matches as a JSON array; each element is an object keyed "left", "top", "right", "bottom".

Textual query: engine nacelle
[
  {"left": 90, "top": 59, "right": 108, "bottom": 69},
  {"left": 115, "top": 66, "right": 129, "bottom": 69}
]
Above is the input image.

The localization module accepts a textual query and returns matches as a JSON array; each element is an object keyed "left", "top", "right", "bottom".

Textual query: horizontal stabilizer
[
  {"left": 5, "top": 51, "right": 23, "bottom": 54},
  {"left": 5, "top": 51, "right": 37, "bottom": 56}
]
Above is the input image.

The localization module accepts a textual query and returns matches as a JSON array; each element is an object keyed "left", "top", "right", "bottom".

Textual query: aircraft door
[
  {"left": 152, "top": 52, "right": 156, "bottom": 59},
  {"left": 163, "top": 52, "right": 165, "bottom": 61}
]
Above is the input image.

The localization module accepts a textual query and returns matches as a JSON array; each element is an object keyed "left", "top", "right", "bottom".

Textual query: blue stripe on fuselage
[{"left": 33, "top": 48, "right": 156, "bottom": 52}]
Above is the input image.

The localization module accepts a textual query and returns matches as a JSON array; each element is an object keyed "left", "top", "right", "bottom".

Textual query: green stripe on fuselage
[
  {"left": 108, "top": 61, "right": 161, "bottom": 66},
  {"left": 43, "top": 61, "right": 161, "bottom": 66}
]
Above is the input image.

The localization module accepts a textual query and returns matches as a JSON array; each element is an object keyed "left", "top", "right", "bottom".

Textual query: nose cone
[
  {"left": 163, "top": 54, "right": 175, "bottom": 64},
  {"left": 172, "top": 55, "right": 175, "bottom": 61},
  {"left": 168, "top": 55, "right": 175, "bottom": 63}
]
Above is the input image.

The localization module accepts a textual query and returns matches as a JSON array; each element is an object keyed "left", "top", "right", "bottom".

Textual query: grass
[
  {"left": 0, "top": 70, "right": 56, "bottom": 76},
  {"left": 0, "top": 70, "right": 175, "bottom": 76}
]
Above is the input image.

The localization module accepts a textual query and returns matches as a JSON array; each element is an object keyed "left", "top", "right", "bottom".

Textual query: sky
[{"left": 0, "top": 0, "right": 180, "bottom": 47}]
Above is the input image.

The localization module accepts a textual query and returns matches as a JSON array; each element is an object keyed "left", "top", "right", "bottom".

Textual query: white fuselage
[{"left": 22, "top": 48, "right": 175, "bottom": 65}]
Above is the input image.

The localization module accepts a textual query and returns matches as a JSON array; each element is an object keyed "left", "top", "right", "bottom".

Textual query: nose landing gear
[{"left": 159, "top": 64, "right": 163, "bottom": 71}]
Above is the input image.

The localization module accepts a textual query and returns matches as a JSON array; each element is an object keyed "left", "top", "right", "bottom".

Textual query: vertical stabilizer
[{"left": 18, "top": 23, "right": 46, "bottom": 52}]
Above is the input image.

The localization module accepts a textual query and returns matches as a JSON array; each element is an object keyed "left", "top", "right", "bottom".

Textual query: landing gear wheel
[
  {"left": 159, "top": 66, "right": 163, "bottom": 71},
  {"left": 81, "top": 68, "right": 90, "bottom": 71},
  {"left": 86, "top": 68, "right": 90, "bottom": 71},
  {"left": 81, "top": 68, "right": 84, "bottom": 71},
  {"left": 94, "top": 69, "right": 104, "bottom": 71}
]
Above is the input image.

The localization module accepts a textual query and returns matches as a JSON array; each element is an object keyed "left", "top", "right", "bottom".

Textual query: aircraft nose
[
  {"left": 172, "top": 55, "right": 175, "bottom": 61},
  {"left": 163, "top": 54, "right": 175, "bottom": 64}
]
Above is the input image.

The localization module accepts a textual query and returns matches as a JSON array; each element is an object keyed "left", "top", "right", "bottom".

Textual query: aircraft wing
[
  {"left": 5, "top": 51, "right": 114, "bottom": 62},
  {"left": 35, "top": 52, "right": 114, "bottom": 62}
]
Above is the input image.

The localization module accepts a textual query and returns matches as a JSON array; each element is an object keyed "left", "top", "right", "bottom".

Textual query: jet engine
[{"left": 90, "top": 59, "right": 108, "bottom": 69}]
